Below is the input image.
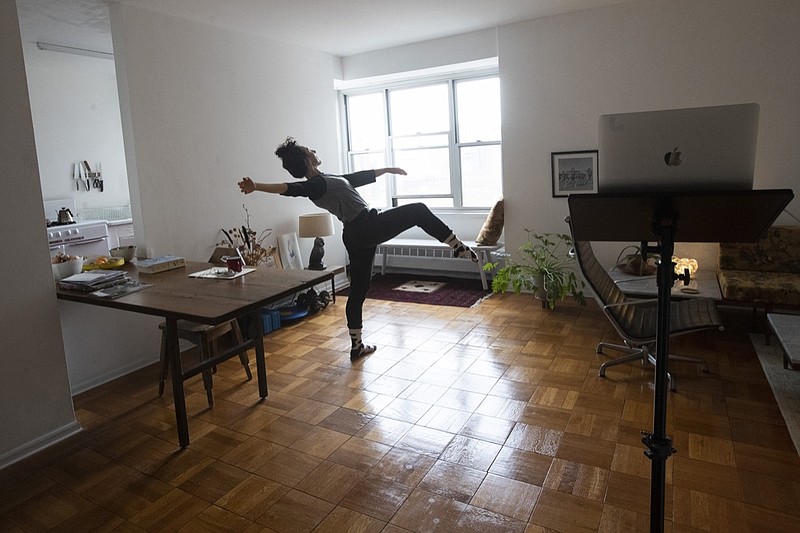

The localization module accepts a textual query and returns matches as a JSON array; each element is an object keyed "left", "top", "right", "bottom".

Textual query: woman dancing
[{"left": 238, "top": 137, "right": 477, "bottom": 359}]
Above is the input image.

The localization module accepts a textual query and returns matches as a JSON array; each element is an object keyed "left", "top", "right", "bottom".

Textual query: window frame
[{"left": 338, "top": 67, "right": 501, "bottom": 213}]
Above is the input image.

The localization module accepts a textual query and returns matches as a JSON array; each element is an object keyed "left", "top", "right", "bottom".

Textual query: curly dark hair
[{"left": 275, "top": 137, "right": 307, "bottom": 178}]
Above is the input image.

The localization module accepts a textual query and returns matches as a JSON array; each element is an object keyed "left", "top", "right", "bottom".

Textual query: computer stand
[
  {"left": 639, "top": 216, "right": 679, "bottom": 533},
  {"left": 568, "top": 189, "right": 793, "bottom": 533}
]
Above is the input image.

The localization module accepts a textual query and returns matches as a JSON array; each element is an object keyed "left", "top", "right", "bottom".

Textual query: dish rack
[{"left": 78, "top": 205, "right": 132, "bottom": 222}]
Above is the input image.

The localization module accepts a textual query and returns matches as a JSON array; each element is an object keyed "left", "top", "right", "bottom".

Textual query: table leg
[
  {"left": 251, "top": 310, "right": 268, "bottom": 399},
  {"left": 166, "top": 317, "right": 190, "bottom": 448},
  {"left": 331, "top": 277, "right": 336, "bottom": 303},
  {"left": 477, "top": 250, "right": 489, "bottom": 290}
]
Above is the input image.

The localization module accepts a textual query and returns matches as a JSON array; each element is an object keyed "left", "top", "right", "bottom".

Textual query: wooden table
[{"left": 57, "top": 261, "right": 342, "bottom": 447}]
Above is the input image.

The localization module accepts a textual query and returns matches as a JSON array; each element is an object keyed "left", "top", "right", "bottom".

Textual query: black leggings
[{"left": 342, "top": 203, "right": 453, "bottom": 329}]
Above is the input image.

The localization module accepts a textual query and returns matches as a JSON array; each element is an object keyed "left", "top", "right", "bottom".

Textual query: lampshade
[
  {"left": 672, "top": 256, "right": 699, "bottom": 276},
  {"left": 298, "top": 213, "right": 334, "bottom": 238}
]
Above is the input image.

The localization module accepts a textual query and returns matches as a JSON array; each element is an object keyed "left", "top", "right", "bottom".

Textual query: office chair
[{"left": 566, "top": 216, "right": 723, "bottom": 391}]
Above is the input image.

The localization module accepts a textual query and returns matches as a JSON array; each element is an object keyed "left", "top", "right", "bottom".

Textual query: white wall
[
  {"left": 341, "top": 28, "right": 498, "bottom": 80},
  {"left": 0, "top": 0, "right": 79, "bottom": 469},
  {"left": 22, "top": 40, "right": 130, "bottom": 216},
  {"left": 109, "top": 0, "right": 800, "bottom": 276},
  {"left": 110, "top": 3, "right": 344, "bottom": 266},
  {"left": 498, "top": 0, "right": 800, "bottom": 267}
]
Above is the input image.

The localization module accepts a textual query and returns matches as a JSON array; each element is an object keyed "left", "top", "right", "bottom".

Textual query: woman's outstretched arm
[
  {"left": 238, "top": 177, "right": 288, "bottom": 195},
  {"left": 374, "top": 167, "right": 407, "bottom": 177}
]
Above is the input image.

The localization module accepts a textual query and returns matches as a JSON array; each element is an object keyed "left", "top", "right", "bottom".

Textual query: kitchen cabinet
[{"left": 108, "top": 220, "right": 135, "bottom": 248}]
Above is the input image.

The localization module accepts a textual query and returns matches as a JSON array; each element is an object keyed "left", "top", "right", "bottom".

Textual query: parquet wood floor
[{"left": 2, "top": 293, "right": 800, "bottom": 532}]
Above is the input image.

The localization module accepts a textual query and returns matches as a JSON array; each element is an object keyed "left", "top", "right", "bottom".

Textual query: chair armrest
[
  {"left": 603, "top": 298, "right": 658, "bottom": 311},
  {"left": 614, "top": 275, "right": 657, "bottom": 283}
]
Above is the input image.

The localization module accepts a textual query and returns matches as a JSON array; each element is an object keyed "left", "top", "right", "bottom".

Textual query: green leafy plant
[{"left": 484, "top": 230, "right": 585, "bottom": 309}]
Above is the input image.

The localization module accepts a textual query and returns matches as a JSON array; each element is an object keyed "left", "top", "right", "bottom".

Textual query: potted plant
[{"left": 485, "top": 230, "right": 586, "bottom": 309}]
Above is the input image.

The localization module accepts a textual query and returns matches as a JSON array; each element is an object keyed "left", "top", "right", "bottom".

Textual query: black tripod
[
  {"left": 568, "top": 189, "right": 792, "bottom": 532},
  {"left": 639, "top": 214, "right": 682, "bottom": 531}
]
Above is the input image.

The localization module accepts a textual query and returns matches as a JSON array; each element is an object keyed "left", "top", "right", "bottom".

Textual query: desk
[
  {"left": 608, "top": 268, "right": 722, "bottom": 300},
  {"left": 57, "top": 261, "right": 341, "bottom": 448}
]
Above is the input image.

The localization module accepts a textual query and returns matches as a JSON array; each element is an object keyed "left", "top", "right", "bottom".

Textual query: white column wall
[{"left": 0, "top": 0, "right": 78, "bottom": 469}]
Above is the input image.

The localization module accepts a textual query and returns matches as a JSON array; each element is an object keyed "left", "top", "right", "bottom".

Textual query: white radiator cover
[{"left": 372, "top": 250, "right": 502, "bottom": 279}]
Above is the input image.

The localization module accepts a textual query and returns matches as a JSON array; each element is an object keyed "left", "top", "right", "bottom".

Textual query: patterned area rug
[
  {"left": 751, "top": 333, "right": 800, "bottom": 455},
  {"left": 337, "top": 273, "right": 491, "bottom": 308}
]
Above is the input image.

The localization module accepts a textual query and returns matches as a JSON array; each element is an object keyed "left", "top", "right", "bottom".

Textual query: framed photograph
[
  {"left": 551, "top": 150, "right": 598, "bottom": 197},
  {"left": 278, "top": 232, "right": 304, "bottom": 270},
  {"left": 262, "top": 246, "right": 282, "bottom": 270}
]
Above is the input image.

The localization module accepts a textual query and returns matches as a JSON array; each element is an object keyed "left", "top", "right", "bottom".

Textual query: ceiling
[{"left": 16, "top": 0, "right": 639, "bottom": 57}]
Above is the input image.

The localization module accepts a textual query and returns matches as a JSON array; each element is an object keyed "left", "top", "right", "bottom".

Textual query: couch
[{"left": 717, "top": 225, "right": 800, "bottom": 341}]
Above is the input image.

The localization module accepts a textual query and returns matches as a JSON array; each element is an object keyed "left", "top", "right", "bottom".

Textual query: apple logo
[{"left": 664, "top": 147, "right": 682, "bottom": 167}]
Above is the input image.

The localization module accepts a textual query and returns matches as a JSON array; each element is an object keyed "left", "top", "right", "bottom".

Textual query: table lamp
[
  {"left": 672, "top": 256, "right": 699, "bottom": 276},
  {"left": 298, "top": 213, "right": 334, "bottom": 270}
]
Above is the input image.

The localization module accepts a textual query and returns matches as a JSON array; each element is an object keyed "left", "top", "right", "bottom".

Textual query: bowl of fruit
[
  {"left": 51, "top": 253, "right": 84, "bottom": 281},
  {"left": 82, "top": 255, "right": 125, "bottom": 271}
]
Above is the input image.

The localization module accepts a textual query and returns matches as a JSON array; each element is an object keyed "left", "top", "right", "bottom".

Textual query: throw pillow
[{"left": 476, "top": 198, "right": 504, "bottom": 245}]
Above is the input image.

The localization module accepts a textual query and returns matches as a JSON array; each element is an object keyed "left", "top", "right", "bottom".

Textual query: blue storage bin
[{"left": 261, "top": 308, "right": 281, "bottom": 334}]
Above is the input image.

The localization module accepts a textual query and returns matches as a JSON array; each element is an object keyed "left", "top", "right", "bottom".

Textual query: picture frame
[
  {"left": 278, "top": 232, "right": 304, "bottom": 270},
  {"left": 551, "top": 150, "right": 598, "bottom": 197},
  {"left": 262, "top": 246, "right": 283, "bottom": 270}
]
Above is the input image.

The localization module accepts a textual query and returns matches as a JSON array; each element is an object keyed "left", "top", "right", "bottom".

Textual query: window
[{"left": 341, "top": 72, "right": 501, "bottom": 210}]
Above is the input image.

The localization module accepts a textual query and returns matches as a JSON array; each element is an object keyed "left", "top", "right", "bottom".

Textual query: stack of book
[
  {"left": 58, "top": 270, "right": 128, "bottom": 292},
  {"left": 137, "top": 255, "right": 186, "bottom": 274}
]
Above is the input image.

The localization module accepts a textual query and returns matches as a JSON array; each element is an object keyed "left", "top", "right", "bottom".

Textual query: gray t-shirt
[{"left": 283, "top": 170, "right": 376, "bottom": 223}]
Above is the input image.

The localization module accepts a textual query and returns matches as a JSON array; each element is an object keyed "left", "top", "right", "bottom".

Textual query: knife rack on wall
[{"left": 74, "top": 160, "right": 104, "bottom": 192}]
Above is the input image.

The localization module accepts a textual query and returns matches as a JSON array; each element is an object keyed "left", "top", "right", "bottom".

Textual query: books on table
[
  {"left": 136, "top": 256, "right": 186, "bottom": 274},
  {"left": 58, "top": 270, "right": 127, "bottom": 291}
]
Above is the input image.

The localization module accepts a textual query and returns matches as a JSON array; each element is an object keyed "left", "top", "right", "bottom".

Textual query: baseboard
[
  {"left": 70, "top": 356, "right": 160, "bottom": 395},
  {"left": 0, "top": 420, "right": 83, "bottom": 471}
]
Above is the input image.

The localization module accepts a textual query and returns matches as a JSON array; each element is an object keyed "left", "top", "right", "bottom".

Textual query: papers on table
[
  {"left": 58, "top": 270, "right": 128, "bottom": 291},
  {"left": 91, "top": 279, "right": 152, "bottom": 299},
  {"left": 189, "top": 267, "right": 256, "bottom": 279}
]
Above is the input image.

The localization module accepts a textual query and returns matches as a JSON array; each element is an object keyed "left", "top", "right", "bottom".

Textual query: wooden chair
[{"left": 158, "top": 318, "right": 252, "bottom": 407}]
